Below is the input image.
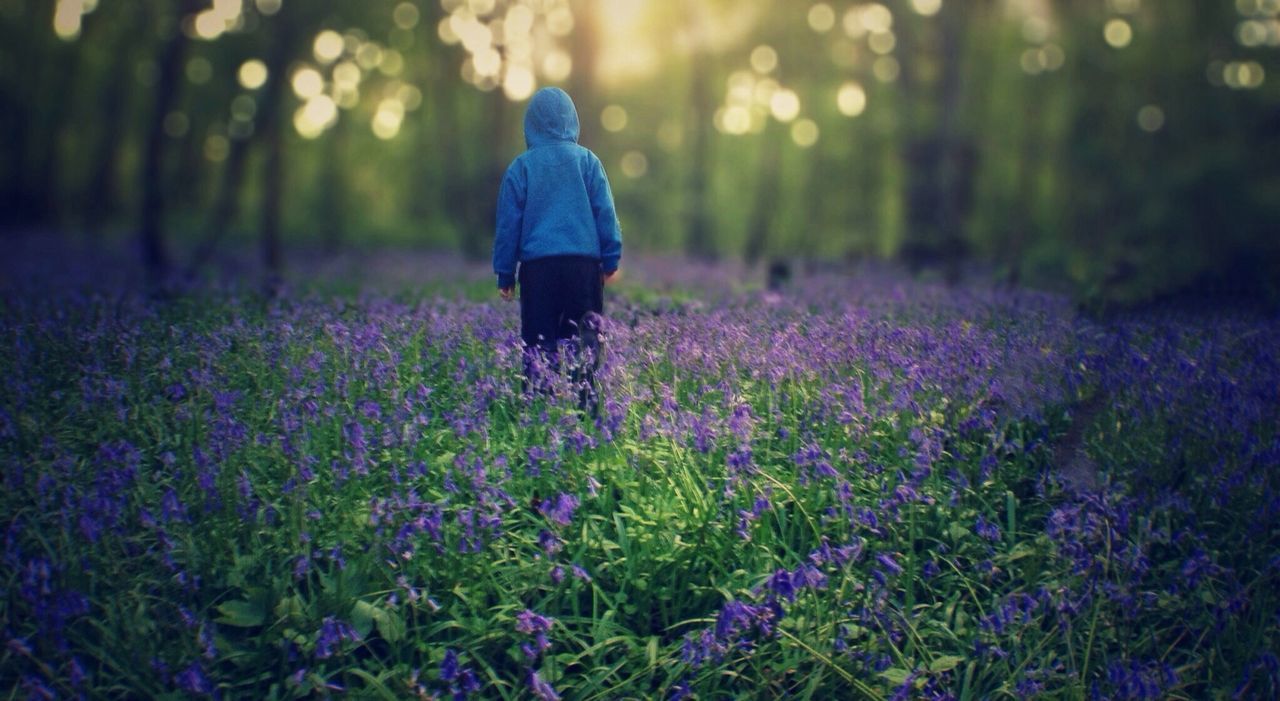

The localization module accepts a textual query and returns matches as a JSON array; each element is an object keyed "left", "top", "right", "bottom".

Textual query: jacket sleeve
[
  {"left": 587, "top": 155, "right": 622, "bottom": 274},
  {"left": 493, "top": 163, "right": 525, "bottom": 288}
]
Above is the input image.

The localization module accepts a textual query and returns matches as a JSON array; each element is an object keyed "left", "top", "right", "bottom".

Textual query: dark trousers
[{"left": 518, "top": 256, "right": 604, "bottom": 412}]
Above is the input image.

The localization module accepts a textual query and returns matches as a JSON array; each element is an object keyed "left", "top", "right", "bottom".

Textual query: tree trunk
[
  {"left": 186, "top": 124, "right": 253, "bottom": 277},
  {"left": 0, "top": 0, "right": 33, "bottom": 226},
  {"left": 409, "top": 1, "right": 445, "bottom": 228},
  {"left": 935, "top": 0, "right": 974, "bottom": 285},
  {"left": 743, "top": 124, "right": 781, "bottom": 266},
  {"left": 319, "top": 114, "right": 347, "bottom": 253},
  {"left": 897, "top": 0, "right": 980, "bottom": 283},
  {"left": 684, "top": 49, "right": 716, "bottom": 260},
  {"left": 138, "top": 0, "right": 199, "bottom": 289},
  {"left": 8, "top": 0, "right": 82, "bottom": 226},
  {"left": 84, "top": 2, "right": 145, "bottom": 233},
  {"left": 256, "top": 1, "right": 304, "bottom": 293},
  {"left": 261, "top": 122, "right": 283, "bottom": 291},
  {"left": 568, "top": 0, "right": 599, "bottom": 148}
]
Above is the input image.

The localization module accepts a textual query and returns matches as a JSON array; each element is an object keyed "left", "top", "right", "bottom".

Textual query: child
[{"left": 493, "top": 87, "right": 623, "bottom": 407}]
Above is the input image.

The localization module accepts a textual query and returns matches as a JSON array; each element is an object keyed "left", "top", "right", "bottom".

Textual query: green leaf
[
  {"left": 346, "top": 668, "right": 400, "bottom": 701},
  {"left": 216, "top": 599, "right": 265, "bottom": 627},
  {"left": 879, "top": 668, "right": 912, "bottom": 686},
  {"left": 375, "top": 608, "right": 406, "bottom": 643},
  {"left": 929, "top": 655, "right": 965, "bottom": 673},
  {"left": 275, "top": 595, "right": 305, "bottom": 622},
  {"left": 350, "top": 600, "right": 377, "bottom": 638}
]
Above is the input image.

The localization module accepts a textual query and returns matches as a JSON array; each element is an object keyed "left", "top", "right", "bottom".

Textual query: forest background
[{"left": 1, "top": 0, "right": 1277, "bottom": 305}]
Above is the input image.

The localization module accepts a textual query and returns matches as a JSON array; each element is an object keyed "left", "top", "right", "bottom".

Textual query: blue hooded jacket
[{"left": 493, "top": 87, "right": 622, "bottom": 288}]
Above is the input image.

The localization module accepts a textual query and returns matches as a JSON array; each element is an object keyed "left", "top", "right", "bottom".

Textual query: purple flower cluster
[
  {"left": 314, "top": 616, "right": 362, "bottom": 659},
  {"left": 2, "top": 251, "right": 1276, "bottom": 698},
  {"left": 681, "top": 598, "right": 785, "bottom": 668}
]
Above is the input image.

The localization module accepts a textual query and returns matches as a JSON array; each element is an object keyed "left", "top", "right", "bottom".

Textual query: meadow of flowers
[{"left": 2, "top": 251, "right": 1278, "bottom": 700}]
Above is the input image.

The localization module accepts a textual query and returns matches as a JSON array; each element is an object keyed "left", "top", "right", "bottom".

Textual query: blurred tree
[
  {"left": 568, "top": 0, "right": 599, "bottom": 149},
  {"left": 139, "top": 0, "right": 201, "bottom": 288},
  {"left": 82, "top": 2, "right": 145, "bottom": 233},
  {"left": 895, "top": 0, "right": 989, "bottom": 283}
]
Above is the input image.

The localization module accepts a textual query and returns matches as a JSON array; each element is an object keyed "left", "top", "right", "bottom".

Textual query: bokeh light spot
[
  {"left": 230, "top": 94, "right": 257, "bottom": 122},
  {"left": 837, "top": 81, "right": 867, "bottom": 117},
  {"left": 717, "top": 105, "right": 752, "bottom": 135},
  {"left": 393, "top": 2, "right": 420, "bottom": 31},
  {"left": 255, "top": 0, "right": 281, "bottom": 16},
  {"left": 473, "top": 47, "right": 502, "bottom": 77},
  {"left": 1136, "top": 105, "right": 1165, "bottom": 132},
  {"left": 356, "top": 43, "right": 385, "bottom": 71},
  {"left": 601, "top": 105, "right": 629, "bottom": 132},
  {"left": 808, "top": 3, "right": 836, "bottom": 33},
  {"left": 620, "top": 151, "right": 649, "bottom": 178},
  {"left": 397, "top": 83, "right": 423, "bottom": 111},
  {"left": 1223, "top": 60, "right": 1266, "bottom": 89},
  {"left": 769, "top": 89, "right": 801, "bottom": 123},
  {"left": 791, "top": 118, "right": 820, "bottom": 147},
  {"left": 238, "top": 59, "right": 268, "bottom": 90},
  {"left": 506, "top": 4, "right": 535, "bottom": 36},
  {"left": 873, "top": 56, "right": 901, "bottom": 83},
  {"left": 204, "top": 133, "right": 230, "bottom": 162},
  {"left": 52, "top": 0, "right": 93, "bottom": 40},
  {"left": 186, "top": 57, "right": 213, "bottom": 85},
  {"left": 911, "top": 0, "right": 943, "bottom": 17},
  {"left": 379, "top": 50, "right": 405, "bottom": 77},
  {"left": 334, "top": 61, "right": 362, "bottom": 89},
  {"left": 750, "top": 45, "right": 778, "bottom": 74},
  {"left": 869, "top": 31, "right": 897, "bottom": 55},
  {"left": 546, "top": 6, "right": 574, "bottom": 37},
  {"left": 1104, "top": 19, "right": 1133, "bottom": 48},
  {"left": 314, "top": 30, "right": 345, "bottom": 64},
  {"left": 504, "top": 64, "right": 536, "bottom": 101},
  {"left": 372, "top": 99, "right": 404, "bottom": 140},
  {"left": 291, "top": 67, "right": 325, "bottom": 99},
  {"left": 542, "top": 50, "right": 572, "bottom": 83},
  {"left": 858, "top": 4, "right": 894, "bottom": 33}
]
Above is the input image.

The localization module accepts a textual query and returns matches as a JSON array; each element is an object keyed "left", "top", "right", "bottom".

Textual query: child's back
[{"left": 493, "top": 88, "right": 621, "bottom": 292}]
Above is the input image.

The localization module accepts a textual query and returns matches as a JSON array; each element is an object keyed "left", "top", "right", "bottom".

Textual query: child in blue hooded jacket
[{"left": 493, "top": 87, "right": 622, "bottom": 404}]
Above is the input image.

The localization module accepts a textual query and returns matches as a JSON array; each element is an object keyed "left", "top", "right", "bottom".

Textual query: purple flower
[
  {"left": 537, "top": 529, "right": 563, "bottom": 555},
  {"left": 538, "top": 493, "right": 580, "bottom": 527},
  {"left": 528, "top": 669, "right": 561, "bottom": 701},
  {"left": 766, "top": 569, "right": 796, "bottom": 602},
  {"left": 875, "top": 552, "right": 903, "bottom": 576},
  {"left": 68, "top": 656, "right": 88, "bottom": 687},
  {"left": 515, "top": 608, "right": 555, "bottom": 655},
  {"left": 315, "top": 616, "right": 361, "bottom": 659},
  {"left": 457, "top": 668, "right": 481, "bottom": 696},
  {"left": 20, "top": 675, "right": 55, "bottom": 700},
  {"left": 173, "top": 661, "right": 214, "bottom": 695},
  {"left": 441, "top": 648, "right": 460, "bottom": 681},
  {"left": 976, "top": 514, "right": 1002, "bottom": 542}
]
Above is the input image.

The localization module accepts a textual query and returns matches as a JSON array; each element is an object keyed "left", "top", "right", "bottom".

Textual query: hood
[{"left": 523, "top": 87, "right": 580, "bottom": 149}]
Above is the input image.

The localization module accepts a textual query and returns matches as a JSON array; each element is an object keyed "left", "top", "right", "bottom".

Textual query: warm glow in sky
[
  {"left": 595, "top": 0, "right": 658, "bottom": 87},
  {"left": 594, "top": 0, "right": 763, "bottom": 87}
]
